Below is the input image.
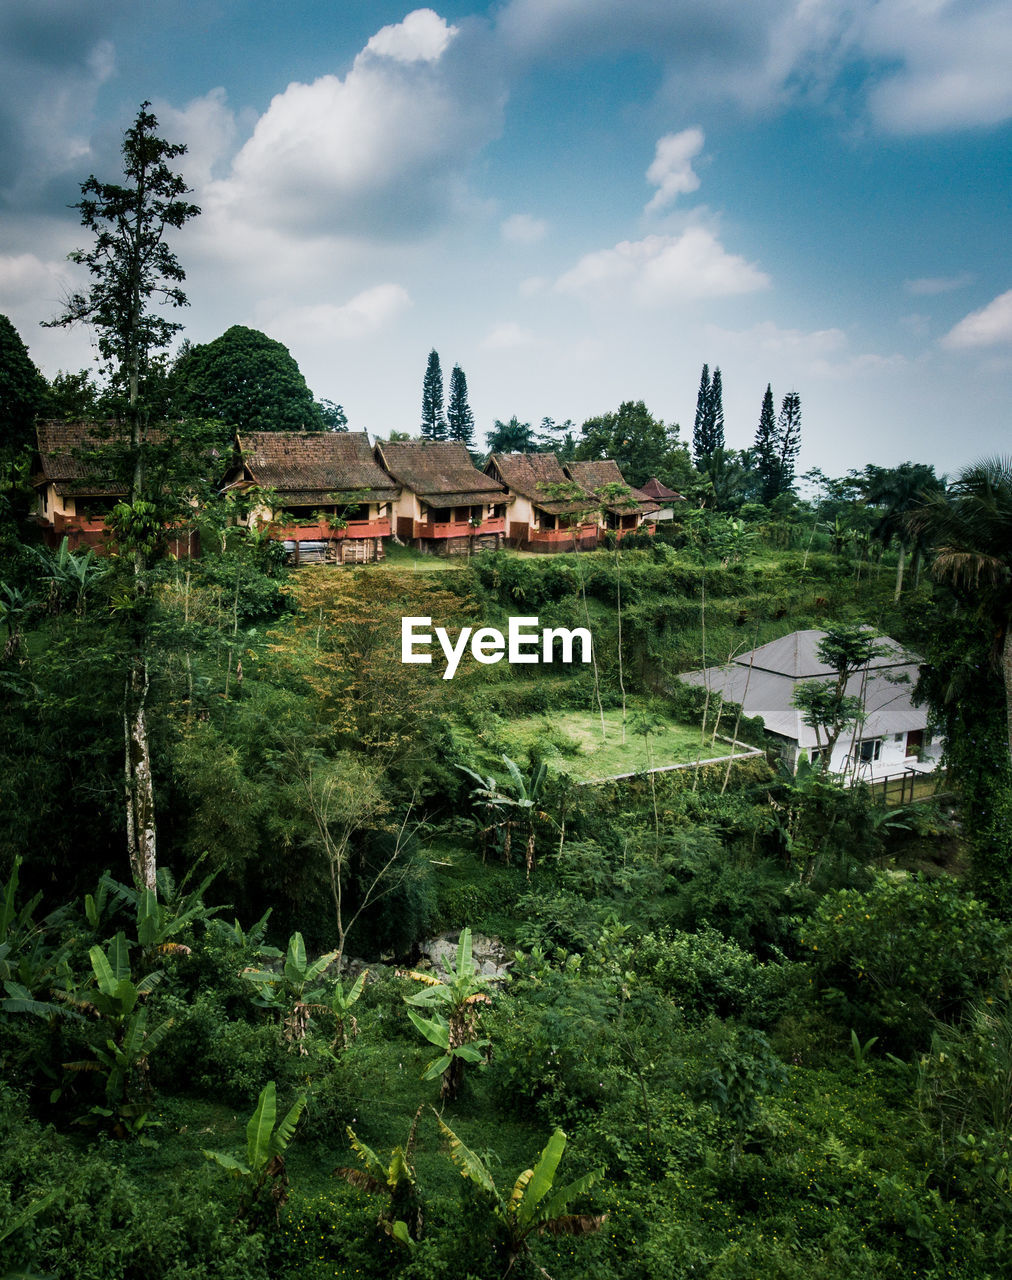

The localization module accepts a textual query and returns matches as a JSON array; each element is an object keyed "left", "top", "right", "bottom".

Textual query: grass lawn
[{"left": 496, "top": 704, "right": 741, "bottom": 781}]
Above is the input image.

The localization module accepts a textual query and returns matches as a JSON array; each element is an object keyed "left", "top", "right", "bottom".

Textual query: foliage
[
  {"left": 577, "top": 400, "right": 692, "bottom": 491},
  {"left": 420, "top": 349, "right": 447, "bottom": 442},
  {"left": 336, "top": 1108, "right": 424, "bottom": 1247},
  {"left": 446, "top": 364, "right": 475, "bottom": 449},
  {"left": 0, "top": 314, "right": 47, "bottom": 459},
  {"left": 402, "top": 928, "right": 492, "bottom": 1100},
  {"left": 204, "top": 1080, "right": 307, "bottom": 1221},
  {"left": 801, "top": 873, "right": 1012, "bottom": 1050},
  {"left": 169, "top": 325, "right": 326, "bottom": 433},
  {"left": 437, "top": 1118, "right": 605, "bottom": 1278}
]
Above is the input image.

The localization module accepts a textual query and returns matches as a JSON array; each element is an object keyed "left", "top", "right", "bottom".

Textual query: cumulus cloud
[
  {"left": 365, "top": 8, "right": 458, "bottom": 63},
  {"left": 201, "top": 9, "right": 505, "bottom": 239},
  {"left": 645, "top": 128, "right": 704, "bottom": 214},
  {"left": 941, "top": 290, "right": 1012, "bottom": 349},
  {"left": 267, "top": 284, "right": 413, "bottom": 344},
  {"left": 556, "top": 226, "right": 769, "bottom": 304},
  {"left": 905, "top": 273, "right": 974, "bottom": 296},
  {"left": 155, "top": 89, "right": 239, "bottom": 189},
  {"left": 501, "top": 213, "right": 549, "bottom": 244}
]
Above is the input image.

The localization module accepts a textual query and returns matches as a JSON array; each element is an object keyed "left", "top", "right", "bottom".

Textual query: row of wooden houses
[{"left": 32, "top": 422, "right": 683, "bottom": 563}]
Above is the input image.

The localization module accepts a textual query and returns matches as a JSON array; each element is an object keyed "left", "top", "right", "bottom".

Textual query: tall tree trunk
[
  {"left": 893, "top": 541, "right": 906, "bottom": 602},
  {"left": 1003, "top": 624, "right": 1012, "bottom": 771},
  {"left": 124, "top": 662, "right": 156, "bottom": 890}
]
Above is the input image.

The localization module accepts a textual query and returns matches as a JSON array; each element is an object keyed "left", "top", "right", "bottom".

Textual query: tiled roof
[
  {"left": 376, "top": 441, "right": 506, "bottom": 505},
  {"left": 487, "top": 452, "right": 590, "bottom": 516},
  {"left": 33, "top": 420, "right": 131, "bottom": 497},
  {"left": 234, "top": 431, "right": 400, "bottom": 502}
]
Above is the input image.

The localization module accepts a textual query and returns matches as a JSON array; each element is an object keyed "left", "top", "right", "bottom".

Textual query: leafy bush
[
  {"left": 634, "top": 927, "right": 800, "bottom": 1027},
  {"left": 801, "top": 873, "right": 1012, "bottom": 1049}
]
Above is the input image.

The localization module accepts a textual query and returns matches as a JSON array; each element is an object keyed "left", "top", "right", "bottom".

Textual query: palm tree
[
  {"left": 910, "top": 456, "right": 1012, "bottom": 767},
  {"left": 862, "top": 462, "right": 944, "bottom": 601}
]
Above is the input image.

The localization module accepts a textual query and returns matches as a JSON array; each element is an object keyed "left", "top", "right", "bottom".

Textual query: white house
[{"left": 681, "top": 629, "right": 942, "bottom": 782}]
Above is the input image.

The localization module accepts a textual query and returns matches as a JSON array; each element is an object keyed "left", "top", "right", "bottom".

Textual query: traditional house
[
  {"left": 32, "top": 420, "right": 197, "bottom": 557},
  {"left": 220, "top": 431, "right": 399, "bottom": 564},
  {"left": 639, "top": 476, "right": 684, "bottom": 521},
  {"left": 681, "top": 629, "right": 941, "bottom": 781},
  {"left": 374, "top": 440, "right": 507, "bottom": 554},
  {"left": 485, "top": 452, "right": 599, "bottom": 551},
  {"left": 562, "top": 460, "right": 660, "bottom": 538}
]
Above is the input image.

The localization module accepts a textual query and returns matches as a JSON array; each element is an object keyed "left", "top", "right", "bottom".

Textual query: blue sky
[{"left": 2, "top": 1, "right": 1009, "bottom": 476}]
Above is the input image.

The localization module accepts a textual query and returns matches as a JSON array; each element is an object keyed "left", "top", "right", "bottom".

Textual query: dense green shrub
[
  {"left": 634, "top": 927, "right": 800, "bottom": 1027},
  {"left": 801, "top": 873, "right": 1012, "bottom": 1049}
]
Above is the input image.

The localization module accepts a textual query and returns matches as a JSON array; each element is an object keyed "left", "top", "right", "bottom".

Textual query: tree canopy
[
  {"left": 420, "top": 349, "right": 447, "bottom": 442},
  {"left": 168, "top": 325, "right": 327, "bottom": 433},
  {"left": 576, "top": 400, "right": 692, "bottom": 490},
  {"left": 1, "top": 314, "right": 48, "bottom": 458}
]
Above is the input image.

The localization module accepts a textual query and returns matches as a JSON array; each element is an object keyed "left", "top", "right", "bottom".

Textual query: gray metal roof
[{"left": 681, "top": 629, "right": 928, "bottom": 748}]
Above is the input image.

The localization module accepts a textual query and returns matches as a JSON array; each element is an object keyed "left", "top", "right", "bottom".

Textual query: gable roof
[
  {"left": 376, "top": 440, "right": 506, "bottom": 507},
  {"left": 681, "top": 629, "right": 926, "bottom": 746},
  {"left": 486, "top": 452, "right": 590, "bottom": 516},
  {"left": 564, "top": 459, "right": 659, "bottom": 515},
  {"left": 33, "top": 420, "right": 131, "bottom": 498},
  {"left": 228, "top": 431, "right": 400, "bottom": 505}
]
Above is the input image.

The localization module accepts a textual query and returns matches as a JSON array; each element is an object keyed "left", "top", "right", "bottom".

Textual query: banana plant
[
  {"left": 402, "top": 928, "right": 492, "bottom": 1100},
  {"left": 204, "top": 1080, "right": 307, "bottom": 1221},
  {"left": 1, "top": 856, "right": 74, "bottom": 1018},
  {"left": 243, "top": 931, "right": 340, "bottom": 1047},
  {"left": 438, "top": 1118, "right": 605, "bottom": 1277},
  {"left": 329, "top": 969, "right": 367, "bottom": 1051},
  {"left": 60, "top": 932, "right": 174, "bottom": 1122},
  {"left": 335, "top": 1108, "right": 424, "bottom": 1247}
]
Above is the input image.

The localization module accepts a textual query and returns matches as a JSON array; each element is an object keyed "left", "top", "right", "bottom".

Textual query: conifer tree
[
  {"left": 776, "top": 390, "right": 802, "bottom": 494},
  {"left": 692, "top": 363, "right": 711, "bottom": 469},
  {"left": 753, "top": 383, "right": 779, "bottom": 503},
  {"left": 446, "top": 363, "right": 475, "bottom": 448},
  {"left": 420, "top": 349, "right": 447, "bottom": 441},
  {"left": 710, "top": 366, "right": 725, "bottom": 452}
]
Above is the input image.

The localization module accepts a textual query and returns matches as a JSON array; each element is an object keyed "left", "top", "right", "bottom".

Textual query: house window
[{"left": 858, "top": 739, "right": 881, "bottom": 763}]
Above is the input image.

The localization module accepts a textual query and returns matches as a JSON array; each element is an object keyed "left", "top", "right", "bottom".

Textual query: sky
[{"left": 1, "top": 0, "right": 1010, "bottom": 477}]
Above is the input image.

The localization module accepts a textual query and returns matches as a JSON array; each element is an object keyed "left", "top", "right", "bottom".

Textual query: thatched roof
[
  {"left": 33, "top": 420, "right": 131, "bottom": 498},
  {"left": 486, "top": 452, "right": 590, "bottom": 516},
  {"left": 375, "top": 441, "right": 506, "bottom": 507},
  {"left": 641, "top": 476, "right": 684, "bottom": 501},
  {"left": 563, "top": 460, "right": 659, "bottom": 515},
  {"left": 227, "top": 431, "right": 400, "bottom": 504}
]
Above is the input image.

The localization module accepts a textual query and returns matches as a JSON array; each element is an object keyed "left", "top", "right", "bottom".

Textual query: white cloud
[
  {"left": 496, "top": 0, "right": 1012, "bottom": 133},
  {"left": 556, "top": 227, "right": 769, "bottom": 304},
  {"left": 905, "top": 272, "right": 974, "bottom": 296},
  {"left": 365, "top": 9, "right": 459, "bottom": 63},
  {"left": 482, "top": 322, "right": 535, "bottom": 349},
  {"left": 200, "top": 13, "right": 505, "bottom": 238},
  {"left": 645, "top": 127, "right": 704, "bottom": 214},
  {"left": 501, "top": 213, "right": 549, "bottom": 244},
  {"left": 267, "top": 284, "right": 412, "bottom": 343},
  {"left": 859, "top": 0, "right": 1012, "bottom": 133},
  {"left": 941, "top": 290, "right": 1012, "bottom": 349},
  {"left": 156, "top": 89, "right": 238, "bottom": 189}
]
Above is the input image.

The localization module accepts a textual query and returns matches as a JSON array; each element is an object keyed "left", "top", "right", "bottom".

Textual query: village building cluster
[{"left": 30, "top": 423, "right": 676, "bottom": 564}]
